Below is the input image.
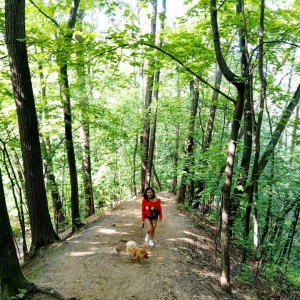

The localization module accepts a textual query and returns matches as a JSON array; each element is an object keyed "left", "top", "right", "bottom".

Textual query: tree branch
[
  {"left": 29, "top": 0, "right": 60, "bottom": 27},
  {"left": 142, "top": 42, "right": 236, "bottom": 104},
  {"left": 258, "top": 83, "right": 300, "bottom": 174}
]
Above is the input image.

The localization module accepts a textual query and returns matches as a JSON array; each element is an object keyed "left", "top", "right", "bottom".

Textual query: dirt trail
[{"left": 23, "top": 192, "right": 255, "bottom": 300}]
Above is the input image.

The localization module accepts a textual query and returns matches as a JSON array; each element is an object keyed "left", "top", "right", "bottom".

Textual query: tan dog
[{"left": 126, "top": 240, "right": 149, "bottom": 262}]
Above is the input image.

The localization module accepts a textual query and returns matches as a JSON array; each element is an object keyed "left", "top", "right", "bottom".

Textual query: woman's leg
[
  {"left": 144, "top": 218, "right": 153, "bottom": 237},
  {"left": 150, "top": 220, "right": 157, "bottom": 240}
]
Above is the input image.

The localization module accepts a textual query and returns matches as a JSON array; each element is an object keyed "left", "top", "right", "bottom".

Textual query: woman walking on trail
[{"left": 142, "top": 187, "right": 163, "bottom": 247}]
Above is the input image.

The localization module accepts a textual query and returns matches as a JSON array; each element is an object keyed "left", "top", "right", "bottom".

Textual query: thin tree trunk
[
  {"left": 203, "top": 65, "right": 222, "bottom": 152},
  {"left": 196, "top": 65, "right": 222, "bottom": 209},
  {"left": 242, "top": 0, "right": 266, "bottom": 262},
  {"left": 142, "top": 0, "right": 158, "bottom": 190},
  {"left": 177, "top": 78, "right": 199, "bottom": 204},
  {"left": 131, "top": 134, "right": 138, "bottom": 196},
  {"left": 42, "top": 138, "right": 65, "bottom": 231},
  {"left": 171, "top": 77, "right": 181, "bottom": 194},
  {"left": 277, "top": 202, "right": 300, "bottom": 265},
  {"left": 171, "top": 123, "right": 180, "bottom": 194},
  {"left": 146, "top": 0, "right": 166, "bottom": 190},
  {"left": 36, "top": 48, "right": 65, "bottom": 232},
  {"left": 152, "top": 165, "right": 162, "bottom": 191},
  {"left": 0, "top": 142, "right": 29, "bottom": 261},
  {"left": 76, "top": 13, "right": 94, "bottom": 217},
  {"left": 58, "top": 0, "right": 82, "bottom": 230},
  {"left": 258, "top": 84, "right": 300, "bottom": 174}
]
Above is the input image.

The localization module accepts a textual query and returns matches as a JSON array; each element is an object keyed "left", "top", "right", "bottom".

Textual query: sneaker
[
  {"left": 145, "top": 234, "right": 150, "bottom": 242},
  {"left": 149, "top": 240, "right": 154, "bottom": 247}
]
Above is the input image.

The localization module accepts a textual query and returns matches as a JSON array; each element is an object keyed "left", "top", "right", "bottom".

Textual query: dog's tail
[{"left": 126, "top": 240, "right": 137, "bottom": 247}]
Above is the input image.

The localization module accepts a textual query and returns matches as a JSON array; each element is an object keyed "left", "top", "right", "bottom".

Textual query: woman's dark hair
[{"left": 143, "top": 187, "right": 156, "bottom": 199}]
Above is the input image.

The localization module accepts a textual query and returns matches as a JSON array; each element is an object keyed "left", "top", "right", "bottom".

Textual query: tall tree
[
  {"left": 145, "top": 0, "right": 167, "bottom": 190},
  {"left": 37, "top": 48, "right": 65, "bottom": 232},
  {"left": 76, "top": 12, "right": 95, "bottom": 217},
  {"left": 58, "top": 0, "right": 82, "bottom": 230},
  {"left": 140, "top": 0, "right": 158, "bottom": 192},
  {"left": 210, "top": 0, "right": 248, "bottom": 293},
  {"left": 5, "top": 0, "right": 59, "bottom": 252},
  {"left": 244, "top": 83, "right": 300, "bottom": 261},
  {"left": 177, "top": 78, "right": 199, "bottom": 204},
  {"left": 241, "top": 0, "right": 266, "bottom": 261}
]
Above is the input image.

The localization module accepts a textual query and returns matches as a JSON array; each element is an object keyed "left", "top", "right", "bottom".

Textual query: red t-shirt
[{"left": 141, "top": 198, "right": 163, "bottom": 222}]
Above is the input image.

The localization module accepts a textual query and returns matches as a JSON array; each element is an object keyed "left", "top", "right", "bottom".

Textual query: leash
[{"left": 141, "top": 222, "right": 144, "bottom": 242}]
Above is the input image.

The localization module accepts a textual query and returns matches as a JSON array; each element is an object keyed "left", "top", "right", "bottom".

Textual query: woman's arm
[{"left": 158, "top": 199, "right": 163, "bottom": 220}]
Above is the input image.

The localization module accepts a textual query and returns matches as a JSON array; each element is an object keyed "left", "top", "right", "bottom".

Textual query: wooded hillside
[{"left": 0, "top": 0, "right": 299, "bottom": 299}]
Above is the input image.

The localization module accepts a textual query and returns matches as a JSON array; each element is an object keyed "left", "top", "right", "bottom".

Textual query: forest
[{"left": 0, "top": 0, "right": 299, "bottom": 299}]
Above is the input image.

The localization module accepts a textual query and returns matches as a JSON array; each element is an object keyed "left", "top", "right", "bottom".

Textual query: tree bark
[
  {"left": 242, "top": 0, "right": 266, "bottom": 262},
  {"left": 58, "top": 0, "right": 82, "bottom": 230},
  {"left": 177, "top": 78, "right": 199, "bottom": 204},
  {"left": 210, "top": 0, "right": 248, "bottom": 293},
  {"left": 0, "top": 169, "right": 34, "bottom": 299},
  {"left": 203, "top": 65, "right": 222, "bottom": 152},
  {"left": 258, "top": 84, "right": 300, "bottom": 174},
  {"left": 0, "top": 142, "right": 29, "bottom": 260},
  {"left": 141, "top": 0, "right": 157, "bottom": 191},
  {"left": 37, "top": 51, "right": 65, "bottom": 232},
  {"left": 75, "top": 13, "right": 95, "bottom": 217},
  {"left": 5, "top": 0, "right": 59, "bottom": 251}
]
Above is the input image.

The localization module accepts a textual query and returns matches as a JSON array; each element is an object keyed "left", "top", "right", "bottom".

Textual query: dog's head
[{"left": 138, "top": 248, "right": 149, "bottom": 259}]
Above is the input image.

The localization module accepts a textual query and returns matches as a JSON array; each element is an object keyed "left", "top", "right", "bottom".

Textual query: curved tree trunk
[{"left": 210, "top": 0, "right": 248, "bottom": 293}]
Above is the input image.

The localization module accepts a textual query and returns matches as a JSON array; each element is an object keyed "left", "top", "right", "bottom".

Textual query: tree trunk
[
  {"left": 12, "top": 153, "right": 28, "bottom": 260},
  {"left": 258, "top": 84, "right": 300, "bottom": 174},
  {"left": 141, "top": 0, "right": 157, "bottom": 191},
  {"left": 177, "top": 78, "right": 199, "bottom": 204},
  {"left": 0, "top": 169, "right": 34, "bottom": 299},
  {"left": 277, "top": 202, "right": 300, "bottom": 265},
  {"left": 41, "top": 138, "right": 65, "bottom": 233},
  {"left": 146, "top": 0, "right": 166, "bottom": 190},
  {"left": 76, "top": 13, "right": 95, "bottom": 217},
  {"left": 37, "top": 52, "right": 65, "bottom": 232},
  {"left": 58, "top": 0, "right": 82, "bottom": 230},
  {"left": 131, "top": 134, "right": 139, "bottom": 196},
  {"left": 0, "top": 143, "right": 29, "bottom": 260},
  {"left": 5, "top": 0, "right": 59, "bottom": 251},
  {"left": 196, "top": 65, "right": 222, "bottom": 209},
  {"left": 171, "top": 77, "right": 181, "bottom": 194},
  {"left": 170, "top": 123, "right": 180, "bottom": 194},
  {"left": 203, "top": 65, "right": 222, "bottom": 152},
  {"left": 210, "top": 0, "right": 248, "bottom": 293},
  {"left": 242, "top": 0, "right": 266, "bottom": 262},
  {"left": 177, "top": 135, "right": 194, "bottom": 204}
]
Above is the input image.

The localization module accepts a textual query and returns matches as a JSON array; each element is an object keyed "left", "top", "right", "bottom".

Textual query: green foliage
[
  {"left": 11, "top": 224, "right": 22, "bottom": 237},
  {"left": 1, "top": 0, "right": 299, "bottom": 295},
  {"left": 11, "top": 289, "right": 27, "bottom": 299},
  {"left": 236, "top": 263, "right": 254, "bottom": 286}
]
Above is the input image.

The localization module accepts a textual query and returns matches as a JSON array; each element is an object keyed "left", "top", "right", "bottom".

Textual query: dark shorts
[{"left": 145, "top": 216, "right": 158, "bottom": 221}]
